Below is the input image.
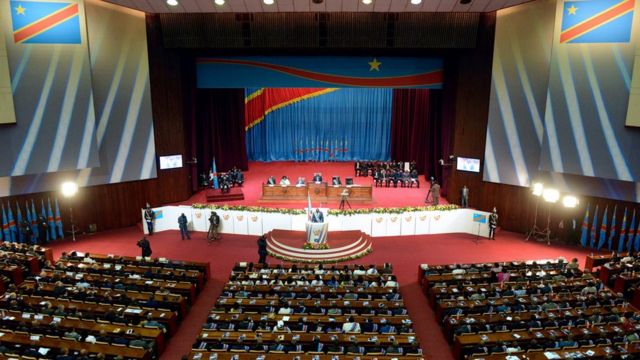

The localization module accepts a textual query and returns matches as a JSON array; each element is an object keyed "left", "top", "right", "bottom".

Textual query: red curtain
[
  {"left": 390, "top": 89, "right": 451, "bottom": 193},
  {"left": 194, "top": 89, "right": 248, "bottom": 176}
]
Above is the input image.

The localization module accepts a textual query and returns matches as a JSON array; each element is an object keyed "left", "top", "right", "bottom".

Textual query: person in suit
[
  {"left": 178, "top": 213, "right": 190, "bottom": 240},
  {"left": 461, "top": 186, "right": 469, "bottom": 208},
  {"left": 313, "top": 173, "right": 323, "bottom": 183},
  {"left": 488, "top": 207, "right": 498, "bottom": 240},
  {"left": 20, "top": 219, "right": 33, "bottom": 244},
  {"left": 332, "top": 176, "right": 341, "bottom": 186},
  {"left": 37, "top": 216, "right": 49, "bottom": 244},
  {"left": 280, "top": 176, "right": 291, "bottom": 186},
  {"left": 267, "top": 176, "right": 276, "bottom": 185},
  {"left": 208, "top": 211, "right": 220, "bottom": 244},
  {"left": 428, "top": 182, "right": 440, "bottom": 205},
  {"left": 137, "top": 237, "right": 152, "bottom": 257},
  {"left": 143, "top": 205, "right": 155, "bottom": 235},
  {"left": 296, "top": 177, "right": 306, "bottom": 186},
  {"left": 257, "top": 235, "right": 268, "bottom": 264},
  {"left": 311, "top": 209, "right": 324, "bottom": 223}
]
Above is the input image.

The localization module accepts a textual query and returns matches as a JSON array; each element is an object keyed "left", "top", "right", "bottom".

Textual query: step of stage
[
  {"left": 266, "top": 229, "right": 372, "bottom": 263},
  {"left": 206, "top": 188, "right": 245, "bottom": 202}
]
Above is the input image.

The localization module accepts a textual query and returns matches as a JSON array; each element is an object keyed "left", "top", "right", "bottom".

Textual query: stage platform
[
  {"left": 185, "top": 161, "right": 448, "bottom": 209},
  {"left": 205, "top": 188, "right": 244, "bottom": 202},
  {"left": 266, "top": 229, "right": 372, "bottom": 263}
]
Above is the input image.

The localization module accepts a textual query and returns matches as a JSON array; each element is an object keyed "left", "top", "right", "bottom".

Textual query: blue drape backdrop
[{"left": 246, "top": 88, "right": 392, "bottom": 161}]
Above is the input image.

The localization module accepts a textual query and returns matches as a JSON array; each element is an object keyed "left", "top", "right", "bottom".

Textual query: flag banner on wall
[
  {"left": 197, "top": 56, "right": 444, "bottom": 88},
  {"left": 9, "top": 1, "right": 81, "bottom": 44},
  {"left": 580, "top": 204, "right": 590, "bottom": 247},
  {"left": 560, "top": 0, "right": 635, "bottom": 43},
  {"left": 597, "top": 206, "right": 608, "bottom": 250}
]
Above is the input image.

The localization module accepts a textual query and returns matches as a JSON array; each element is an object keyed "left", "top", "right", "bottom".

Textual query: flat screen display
[
  {"left": 456, "top": 157, "right": 481, "bottom": 173},
  {"left": 159, "top": 155, "right": 183, "bottom": 170}
]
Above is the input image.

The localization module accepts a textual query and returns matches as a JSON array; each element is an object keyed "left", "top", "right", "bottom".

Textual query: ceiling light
[
  {"left": 532, "top": 182, "right": 544, "bottom": 197},
  {"left": 263, "top": 0, "right": 274, "bottom": 4},
  {"left": 562, "top": 195, "right": 579, "bottom": 208},
  {"left": 166, "top": 0, "right": 178, "bottom": 6},
  {"left": 410, "top": 0, "right": 422, "bottom": 4},
  {"left": 214, "top": 0, "right": 225, "bottom": 4},
  {"left": 542, "top": 188, "right": 560, "bottom": 203},
  {"left": 362, "top": 0, "right": 373, "bottom": 4}
]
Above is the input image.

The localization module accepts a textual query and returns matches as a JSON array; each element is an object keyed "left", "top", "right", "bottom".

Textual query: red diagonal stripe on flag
[
  {"left": 13, "top": 3, "right": 79, "bottom": 43},
  {"left": 560, "top": 0, "right": 635, "bottom": 43}
]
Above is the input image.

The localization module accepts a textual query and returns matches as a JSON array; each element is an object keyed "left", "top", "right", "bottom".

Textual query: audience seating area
[
  {"left": 189, "top": 263, "right": 423, "bottom": 360},
  {"left": 0, "top": 243, "right": 52, "bottom": 294},
  {"left": 0, "top": 250, "right": 209, "bottom": 359},
  {"left": 419, "top": 258, "right": 640, "bottom": 359}
]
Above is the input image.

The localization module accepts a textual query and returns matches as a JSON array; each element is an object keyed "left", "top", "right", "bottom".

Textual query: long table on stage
[{"left": 261, "top": 182, "right": 373, "bottom": 202}]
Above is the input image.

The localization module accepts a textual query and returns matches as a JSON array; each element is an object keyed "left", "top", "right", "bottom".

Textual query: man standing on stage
[
  {"left": 427, "top": 181, "right": 440, "bottom": 205},
  {"left": 178, "top": 213, "right": 190, "bottom": 240},
  {"left": 143, "top": 204, "right": 155, "bottom": 235},
  {"left": 311, "top": 209, "right": 324, "bottom": 223},
  {"left": 461, "top": 186, "right": 469, "bottom": 208},
  {"left": 137, "top": 237, "right": 152, "bottom": 257},
  {"left": 257, "top": 235, "right": 268, "bottom": 264},
  {"left": 208, "top": 211, "right": 220, "bottom": 244},
  {"left": 37, "top": 216, "right": 48, "bottom": 244},
  {"left": 489, "top": 207, "right": 498, "bottom": 240}
]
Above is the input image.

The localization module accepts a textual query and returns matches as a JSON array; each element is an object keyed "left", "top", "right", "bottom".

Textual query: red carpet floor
[
  {"left": 180, "top": 161, "right": 448, "bottom": 209},
  {"left": 45, "top": 227, "right": 592, "bottom": 360}
]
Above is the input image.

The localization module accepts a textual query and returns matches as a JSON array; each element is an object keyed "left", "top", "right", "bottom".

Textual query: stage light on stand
[
  {"left": 263, "top": 0, "right": 274, "bottom": 5},
  {"left": 542, "top": 188, "right": 560, "bottom": 203},
  {"left": 61, "top": 181, "right": 79, "bottom": 242},
  {"left": 526, "top": 182, "right": 544, "bottom": 242},
  {"left": 562, "top": 195, "right": 579, "bottom": 208},
  {"left": 362, "top": 0, "right": 373, "bottom": 5},
  {"left": 214, "top": 0, "right": 225, "bottom": 5},
  {"left": 166, "top": 0, "right": 178, "bottom": 5},
  {"left": 532, "top": 182, "right": 544, "bottom": 197},
  {"left": 410, "top": 0, "right": 422, "bottom": 3}
]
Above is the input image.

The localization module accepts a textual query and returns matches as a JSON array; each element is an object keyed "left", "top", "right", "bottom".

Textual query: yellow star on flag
[
  {"left": 368, "top": 58, "right": 381, "bottom": 71},
  {"left": 567, "top": 5, "right": 577, "bottom": 15},
  {"left": 15, "top": 4, "right": 26, "bottom": 14}
]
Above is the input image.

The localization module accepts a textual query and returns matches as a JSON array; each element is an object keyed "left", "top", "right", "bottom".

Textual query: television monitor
[
  {"left": 456, "top": 157, "right": 480, "bottom": 173},
  {"left": 159, "top": 155, "right": 183, "bottom": 170}
]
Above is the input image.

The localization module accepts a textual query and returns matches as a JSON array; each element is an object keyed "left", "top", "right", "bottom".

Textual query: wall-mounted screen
[
  {"left": 159, "top": 155, "right": 183, "bottom": 170},
  {"left": 457, "top": 157, "right": 481, "bottom": 173}
]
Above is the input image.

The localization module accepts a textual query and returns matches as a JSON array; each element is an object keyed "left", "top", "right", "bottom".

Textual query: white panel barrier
[{"left": 143, "top": 207, "right": 491, "bottom": 238}]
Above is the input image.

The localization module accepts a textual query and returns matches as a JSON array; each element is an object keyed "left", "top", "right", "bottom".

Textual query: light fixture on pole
[
  {"left": 525, "top": 182, "right": 544, "bottom": 242},
  {"left": 539, "top": 188, "right": 559, "bottom": 245},
  {"left": 166, "top": 0, "right": 178, "bottom": 6},
  {"left": 562, "top": 195, "right": 579, "bottom": 208},
  {"left": 61, "top": 181, "right": 79, "bottom": 242}
]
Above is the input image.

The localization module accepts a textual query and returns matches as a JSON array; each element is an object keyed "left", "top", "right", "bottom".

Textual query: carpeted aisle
[{"left": 45, "top": 227, "right": 591, "bottom": 360}]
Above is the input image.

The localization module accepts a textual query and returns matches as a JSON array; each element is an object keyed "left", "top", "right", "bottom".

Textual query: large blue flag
[
  {"left": 590, "top": 205, "right": 598, "bottom": 249},
  {"left": 1, "top": 204, "right": 9, "bottom": 242},
  {"left": 620, "top": 207, "right": 628, "bottom": 252},
  {"left": 597, "top": 206, "right": 608, "bottom": 250},
  {"left": 211, "top": 157, "right": 219, "bottom": 189},
  {"left": 31, "top": 200, "right": 39, "bottom": 240},
  {"left": 15, "top": 202, "right": 23, "bottom": 244},
  {"left": 25, "top": 202, "right": 34, "bottom": 244},
  {"left": 9, "top": 1, "right": 81, "bottom": 44},
  {"left": 580, "top": 205, "right": 590, "bottom": 247},
  {"left": 610, "top": 205, "right": 618, "bottom": 251},
  {"left": 7, "top": 204, "right": 17, "bottom": 243},
  {"left": 54, "top": 199, "right": 64, "bottom": 239},
  {"left": 560, "top": 0, "right": 635, "bottom": 44},
  {"left": 47, "top": 198, "right": 56, "bottom": 241},
  {"left": 41, "top": 199, "right": 49, "bottom": 242},
  {"left": 627, "top": 209, "right": 636, "bottom": 251}
]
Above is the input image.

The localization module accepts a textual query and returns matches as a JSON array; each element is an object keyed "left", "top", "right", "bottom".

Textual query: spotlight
[
  {"left": 61, "top": 181, "right": 78, "bottom": 198},
  {"left": 362, "top": 0, "right": 372, "bottom": 4},
  {"left": 532, "top": 182, "right": 544, "bottom": 197},
  {"left": 410, "top": 0, "right": 422, "bottom": 4},
  {"left": 166, "top": 0, "right": 178, "bottom": 5},
  {"left": 562, "top": 195, "right": 579, "bottom": 208},
  {"left": 542, "top": 188, "right": 560, "bottom": 203},
  {"left": 214, "top": 0, "right": 225, "bottom": 5},
  {"left": 263, "top": 0, "right": 274, "bottom": 4}
]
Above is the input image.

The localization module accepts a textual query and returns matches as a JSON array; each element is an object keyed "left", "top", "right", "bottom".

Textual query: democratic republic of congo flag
[
  {"left": 9, "top": 1, "right": 81, "bottom": 44},
  {"left": 560, "top": 0, "right": 635, "bottom": 43}
]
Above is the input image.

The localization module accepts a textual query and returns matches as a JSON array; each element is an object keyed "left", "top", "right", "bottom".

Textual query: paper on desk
[{"left": 544, "top": 352, "right": 561, "bottom": 359}]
